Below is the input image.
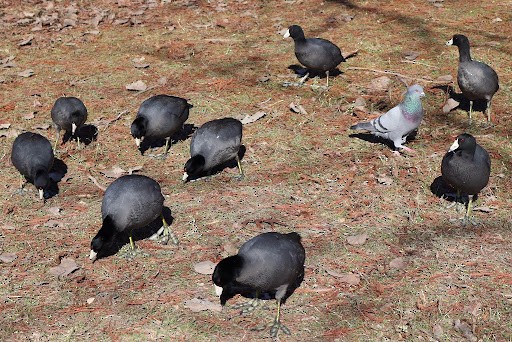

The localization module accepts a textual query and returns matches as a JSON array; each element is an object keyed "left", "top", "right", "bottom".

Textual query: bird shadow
[
  {"left": 139, "top": 124, "right": 196, "bottom": 155},
  {"left": 348, "top": 131, "right": 418, "bottom": 152},
  {"left": 432, "top": 86, "right": 489, "bottom": 114},
  {"left": 287, "top": 64, "right": 343, "bottom": 80},
  {"left": 430, "top": 175, "right": 471, "bottom": 205},
  {"left": 76, "top": 124, "right": 99, "bottom": 146},
  {"left": 92, "top": 207, "right": 174, "bottom": 260},
  {"left": 45, "top": 158, "right": 68, "bottom": 199},
  {"left": 186, "top": 145, "right": 246, "bottom": 182}
]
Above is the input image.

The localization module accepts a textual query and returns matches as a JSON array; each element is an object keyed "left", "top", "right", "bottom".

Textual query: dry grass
[{"left": 1, "top": 0, "right": 511, "bottom": 340}]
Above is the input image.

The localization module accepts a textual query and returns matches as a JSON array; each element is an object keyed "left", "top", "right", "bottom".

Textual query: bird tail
[
  {"left": 350, "top": 122, "right": 374, "bottom": 132},
  {"left": 286, "top": 232, "right": 302, "bottom": 243}
]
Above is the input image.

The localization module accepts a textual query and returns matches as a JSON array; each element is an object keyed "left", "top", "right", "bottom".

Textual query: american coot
[
  {"left": 89, "top": 174, "right": 178, "bottom": 261},
  {"left": 441, "top": 133, "right": 491, "bottom": 222},
  {"left": 183, "top": 118, "right": 243, "bottom": 182},
  {"left": 350, "top": 84, "right": 425, "bottom": 154},
  {"left": 446, "top": 34, "right": 499, "bottom": 124},
  {"left": 11, "top": 132, "right": 54, "bottom": 200},
  {"left": 51, "top": 96, "right": 88, "bottom": 150},
  {"left": 284, "top": 25, "right": 346, "bottom": 87},
  {"left": 212, "top": 232, "right": 305, "bottom": 337},
  {"left": 130, "top": 95, "right": 192, "bottom": 156}
]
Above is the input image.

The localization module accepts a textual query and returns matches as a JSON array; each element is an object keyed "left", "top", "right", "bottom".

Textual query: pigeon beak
[
  {"left": 283, "top": 29, "right": 290, "bottom": 38},
  {"left": 38, "top": 189, "right": 44, "bottom": 200},
  {"left": 89, "top": 250, "right": 98, "bottom": 261},
  {"left": 446, "top": 38, "right": 453, "bottom": 46},
  {"left": 71, "top": 122, "right": 77, "bottom": 135},
  {"left": 182, "top": 172, "right": 189, "bottom": 182},
  {"left": 214, "top": 284, "right": 223, "bottom": 296},
  {"left": 420, "top": 91, "right": 426, "bottom": 98},
  {"left": 449, "top": 139, "right": 459, "bottom": 152},
  {"left": 135, "top": 137, "right": 141, "bottom": 148}
]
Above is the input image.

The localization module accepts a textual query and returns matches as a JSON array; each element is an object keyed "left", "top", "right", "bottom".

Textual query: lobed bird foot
[
  {"left": 149, "top": 225, "right": 179, "bottom": 245},
  {"left": 253, "top": 319, "right": 291, "bottom": 337},
  {"left": 118, "top": 245, "right": 148, "bottom": 259},
  {"left": 232, "top": 298, "right": 262, "bottom": 315}
]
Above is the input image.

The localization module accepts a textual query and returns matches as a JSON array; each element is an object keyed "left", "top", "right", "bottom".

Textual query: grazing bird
[
  {"left": 212, "top": 232, "right": 305, "bottom": 337},
  {"left": 350, "top": 84, "right": 425, "bottom": 154},
  {"left": 11, "top": 132, "right": 54, "bottom": 200},
  {"left": 183, "top": 118, "right": 243, "bottom": 182},
  {"left": 89, "top": 175, "right": 177, "bottom": 261},
  {"left": 51, "top": 96, "right": 88, "bottom": 150},
  {"left": 441, "top": 133, "right": 490, "bottom": 223},
  {"left": 130, "top": 95, "right": 192, "bottom": 156},
  {"left": 446, "top": 34, "right": 499, "bottom": 124},
  {"left": 284, "top": 24, "right": 345, "bottom": 87}
]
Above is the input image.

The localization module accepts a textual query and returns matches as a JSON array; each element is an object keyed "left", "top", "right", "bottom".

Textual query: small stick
[
  {"left": 88, "top": 174, "right": 106, "bottom": 192},
  {"left": 346, "top": 67, "right": 435, "bottom": 83}
]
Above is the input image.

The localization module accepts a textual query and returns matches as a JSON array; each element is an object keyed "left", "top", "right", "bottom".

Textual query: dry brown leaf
[
  {"left": 193, "top": 261, "right": 216, "bottom": 275},
  {"left": 472, "top": 206, "right": 493, "bottom": 213},
  {"left": 327, "top": 271, "right": 360, "bottom": 285},
  {"left": 184, "top": 298, "right": 222, "bottom": 313},
  {"left": 100, "top": 166, "right": 127, "bottom": 178},
  {"left": 18, "top": 69, "right": 34, "bottom": 78},
  {"left": 289, "top": 102, "right": 308, "bottom": 115},
  {"left": 368, "top": 76, "right": 391, "bottom": 92},
  {"left": 23, "top": 112, "right": 35, "bottom": 120},
  {"left": 346, "top": 233, "right": 368, "bottom": 246},
  {"left": 128, "top": 165, "right": 143, "bottom": 175},
  {"left": 453, "top": 319, "right": 477, "bottom": 342},
  {"left": 132, "top": 57, "right": 150, "bottom": 69},
  {"left": 49, "top": 258, "right": 79, "bottom": 277},
  {"left": 0, "top": 123, "right": 11, "bottom": 129},
  {"left": 464, "top": 301, "right": 482, "bottom": 317},
  {"left": 432, "top": 324, "right": 443, "bottom": 340},
  {"left": 435, "top": 75, "right": 453, "bottom": 83},
  {"left": 389, "top": 257, "right": 406, "bottom": 270},
  {"left": 125, "top": 80, "right": 147, "bottom": 91},
  {"left": 240, "top": 111, "right": 266, "bottom": 125},
  {"left": 0, "top": 253, "right": 17, "bottom": 263},
  {"left": 442, "top": 98, "right": 460, "bottom": 113},
  {"left": 19, "top": 35, "right": 34, "bottom": 46},
  {"left": 377, "top": 175, "right": 393, "bottom": 185},
  {"left": 403, "top": 50, "right": 419, "bottom": 61},
  {"left": 44, "top": 220, "right": 61, "bottom": 228},
  {"left": 47, "top": 207, "right": 62, "bottom": 216}
]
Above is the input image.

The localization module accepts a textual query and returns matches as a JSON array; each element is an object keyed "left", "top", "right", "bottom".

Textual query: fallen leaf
[
  {"left": 327, "top": 271, "right": 360, "bottom": 285},
  {"left": 464, "top": 301, "right": 482, "bottom": 317},
  {"left": 184, "top": 298, "right": 222, "bottom": 313},
  {"left": 342, "top": 49, "right": 359, "bottom": 59},
  {"left": 47, "top": 206, "right": 62, "bottom": 216},
  {"left": 257, "top": 75, "right": 270, "bottom": 83},
  {"left": 193, "top": 260, "right": 216, "bottom": 275},
  {"left": 32, "top": 123, "right": 51, "bottom": 130},
  {"left": 240, "top": 111, "right": 266, "bottom": 125},
  {"left": 100, "top": 166, "right": 127, "bottom": 178},
  {"left": 0, "top": 123, "right": 11, "bottom": 129},
  {"left": 128, "top": 165, "right": 143, "bottom": 174},
  {"left": 22, "top": 112, "right": 35, "bottom": 120},
  {"left": 18, "top": 69, "right": 34, "bottom": 78},
  {"left": 49, "top": 258, "right": 80, "bottom": 277},
  {"left": 472, "top": 206, "right": 493, "bottom": 213},
  {"left": 289, "top": 102, "right": 308, "bottom": 115},
  {"left": 403, "top": 50, "right": 419, "bottom": 60},
  {"left": 435, "top": 75, "right": 453, "bottom": 83},
  {"left": 0, "top": 253, "right": 17, "bottom": 263},
  {"left": 346, "top": 233, "right": 368, "bottom": 246},
  {"left": 389, "top": 257, "right": 406, "bottom": 270},
  {"left": 86, "top": 297, "right": 95, "bottom": 305},
  {"left": 18, "top": 34, "right": 34, "bottom": 46},
  {"left": 432, "top": 324, "right": 443, "bottom": 340},
  {"left": 368, "top": 76, "right": 391, "bottom": 92},
  {"left": 157, "top": 77, "right": 167, "bottom": 85},
  {"left": 132, "top": 57, "right": 150, "bottom": 69},
  {"left": 377, "top": 174, "right": 393, "bottom": 185},
  {"left": 442, "top": 98, "right": 460, "bottom": 113},
  {"left": 125, "top": 80, "right": 147, "bottom": 91},
  {"left": 44, "top": 220, "right": 61, "bottom": 228},
  {"left": 453, "top": 319, "right": 477, "bottom": 342}
]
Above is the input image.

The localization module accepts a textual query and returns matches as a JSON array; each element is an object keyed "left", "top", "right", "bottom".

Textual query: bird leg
[
  {"left": 468, "top": 100, "right": 473, "bottom": 125},
  {"left": 326, "top": 70, "right": 330, "bottom": 88},
  {"left": 129, "top": 234, "right": 136, "bottom": 250},
  {"left": 234, "top": 155, "right": 244, "bottom": 180},
  {"left": 486, "top": 100, "right": 492, "bottom": 123},
  {"left": 149, "top": 215, "right": 179, "bottom": 245},
  {"left": 163, "top": 137, "right": 171, "bottom": 156},
  {"left": 298, "top": 72, "right": 309, "bottom": 85},
  {"left": 268, "top": 300, "right": 291, "bottom": 337},
  {"left": 53, "top": 130, "right": 61, "bottom": 152}
]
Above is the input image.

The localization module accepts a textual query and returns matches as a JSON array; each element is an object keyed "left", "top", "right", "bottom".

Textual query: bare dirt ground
[{"left": 1, "top": 0, "right": 511, "bottom": 340}]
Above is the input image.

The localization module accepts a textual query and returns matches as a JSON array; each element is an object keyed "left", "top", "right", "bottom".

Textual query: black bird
[
  {"left": 51, "top": 96, "right": 88, "bottom": 150},
  {"left": 11, "top": 132, "right": 54, "bottom": 200},
  {"left": 284, "top": 25, "right": 345, "bottom": 87},
  {"left": 446, "top": 34, "right": 499, "bottom": 124},
  {"left": 212, "top": 232, "right": 305, "bottom": 337},
  {"left": 90, "top": 175, "right": 177, "bottom": 261},
  {"left": 130, "top": 95, "right": 191, "bottom": 156},
  {"left": 441, "top": 133, "right": 491, "bottom": 222},
  {"left": 183, "top": 118, "right": 243, "bottom": 181}
]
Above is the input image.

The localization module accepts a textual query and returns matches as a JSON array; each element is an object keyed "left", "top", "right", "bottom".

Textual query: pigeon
[
  {"left": 51, "top": 96, "right": 88, "bottom": 150},
  {"left": 183, "top": 118, "right": 243, "bottom": 182},
  {"left": 11, "top": 132, "right": 54, "bottom": 200},
  {"left": 90, "top": 174, "right": 177, "bottom": 261},
  {"left": 446, "top": 34, "right": 499, "bottom": 124},
  {"left": 131, "top": 94, "right": 192, "bottom": 156},
  {"left": 441, "top": 133, "right": 490, "bottom": 222},
  {"left": 284, "top": 25, "right": 345, "bottom": 87},
  {"left": 350, "top": 84, "right": 425, "bottom": 154},
  {"left": 212, "top": 232, "right": 305, "bottom": 337}
]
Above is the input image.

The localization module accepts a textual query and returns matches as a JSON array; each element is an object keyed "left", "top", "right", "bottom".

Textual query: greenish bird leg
[
  {"left": 299, "top": 72, "right": 309, "bottom": 85},
  {"left": 129, "top": 234, "right": 135, "bottom": 250},
  {"left": 161, "top": 214, "right": 179, "bottom": 245},
  {"left": 326, "top": 70, "right": 330, "bottom": 88},
  {"left": 269, "top": 300, "right": 291, "bottom": 337},
  {"left": 164, "top": 137, "right": 170, "bottom": 156},
  {"left": 486, "top": 100, "right": 492, "bottom": 123},
  {"left": 235, "top": 155, "right": 244, "bottom": 180},
  {"left": 233, "top": 298, "right": 262, "bottom": 314},
  {"left": 468, "top": 100, "right": 473, "bottom": 125},
  {"left": 53, "top": 130, "right": 61, "bottom": 152}
]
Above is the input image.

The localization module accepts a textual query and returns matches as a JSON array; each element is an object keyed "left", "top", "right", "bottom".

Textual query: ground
[{"left": 1, "top": 0, "right": 511, "bottom": 341}]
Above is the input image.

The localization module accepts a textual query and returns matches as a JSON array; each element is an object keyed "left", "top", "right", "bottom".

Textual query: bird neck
[
  {"left": 401, "top": 95, "right": 422, "bottom": 118},
  {"left": 457, "top": 42, "right": 472, "bottom": 63}
]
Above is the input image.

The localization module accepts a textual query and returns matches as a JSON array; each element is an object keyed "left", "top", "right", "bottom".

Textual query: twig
[
  {"left": 88, "top": 174, "right": 106, "bottom": 192},
  {"left": 347, "top": 66, "right": 435, "bottom": 83},
  {"left": 401, "top": 59, "right": 440, "bottom": 69},
  {"left": 132, "top": 84, "right": 158, "bottom": 97},
  {"left": 103, "top": 110, "right": 129, "bottom": 131}
]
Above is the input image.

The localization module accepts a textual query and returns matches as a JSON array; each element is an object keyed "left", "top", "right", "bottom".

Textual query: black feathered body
[
  {"left": 442, "top": 142, "right": 490, "bottom": 196},
  {"left": 458, "top": 61, "right": 499, "bottom": 102},
  {"left": 101, "top": 175, "right": 164, "bottom": 232},
  {"left": 294, "top": 37, "right": 345, "bottom": 72},
  {"left": 51, "top": 97, "right": 88, "bottom": 132},
  {"left": 189, "top": 118, "right": 242, "bottom": 172},
  {"left": 11, "top": 132, "right": 54, "bottom": 184},
  {"left": 213, "top": 232, "right": 305, "bottom": 305},
  {"left": 133, "top": 95, "right": 191, "bottom": 139}
]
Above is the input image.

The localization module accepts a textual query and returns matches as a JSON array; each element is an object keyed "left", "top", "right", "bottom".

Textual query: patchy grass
[{"left": 1, "top": 0, "right": 511, "bottom": 340}]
